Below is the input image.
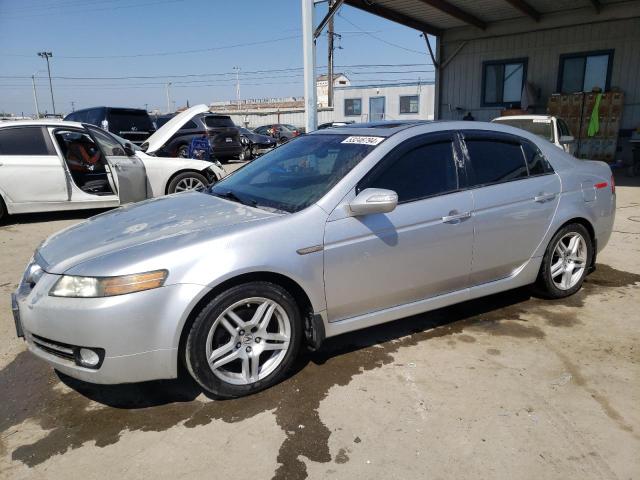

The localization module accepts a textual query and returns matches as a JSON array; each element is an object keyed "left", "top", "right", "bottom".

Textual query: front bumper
[{"left": 14, "top": 272, "right": 207, "bottom": 384}]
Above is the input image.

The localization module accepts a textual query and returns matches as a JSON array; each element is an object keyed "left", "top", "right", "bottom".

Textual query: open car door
[{"left": 86, "top": 125, "right": 148, "bottom": 204}]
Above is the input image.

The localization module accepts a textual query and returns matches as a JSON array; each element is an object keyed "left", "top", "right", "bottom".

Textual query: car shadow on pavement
[{"left": 56, "top": 286, "right": 535, "bottom": 409}]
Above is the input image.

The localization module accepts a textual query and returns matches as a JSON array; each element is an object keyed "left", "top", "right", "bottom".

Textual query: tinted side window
[
  {"left": 522, "top": 141, "right": 554, "bottom": 176},
  {"left": 361, "top": 140, "right": 458, "bottom": 203},
  {"left": 465, "top": 138, "right": 528, "bottom": 186},
  {"left": 180, "top": 120, "right": 198, "bottom": 131},
  {"left": 0, "top": 127, "right": 50, "bottom": 155}
]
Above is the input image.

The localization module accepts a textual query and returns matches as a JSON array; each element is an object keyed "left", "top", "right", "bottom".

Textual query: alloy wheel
[
  {"left": 205, "top": 297, "right": 291, "bottom": 385},
  {"left": 550, "top": 232, "right": 587, "bottom": 290},
  {"left": 174, "top": 177, "right": 206, "bottom": 192}
]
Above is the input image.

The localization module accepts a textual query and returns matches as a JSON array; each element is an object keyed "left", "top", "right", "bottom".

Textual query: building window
[
  {"left": 481, "top": 58, "right": 527, "bottom": 107},
  {"left": 344, "top": 98, "right": 362, "bottom": 116},
  {"left": 399, "top": 95, "right": 419, "bottom": 114},
  {"left": 557, "top": 50, "right": 613, "bottom": 93}
]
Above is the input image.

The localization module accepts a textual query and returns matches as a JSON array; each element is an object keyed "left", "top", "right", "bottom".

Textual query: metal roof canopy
[{"left": 302, "top": 0, "right": 610, "bottom": 130}]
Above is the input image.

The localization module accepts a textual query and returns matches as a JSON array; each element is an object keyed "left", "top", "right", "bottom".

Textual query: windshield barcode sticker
[{"left": 341, "top": 136, "right": 385, "bottom": 146}]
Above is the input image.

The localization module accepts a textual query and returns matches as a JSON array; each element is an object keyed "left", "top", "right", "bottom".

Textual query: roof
[
  {"left": 493, "top": 115, "right": 554, "bottom": 121},
  {"left": 344, "top": 0, "right": 615, "bottom": 35},
  {"left": 0, "top": 119, "right": 84, "bottom": 128},
  {"left": 313, "top": 120, "right": 432, "bottom": 137}
]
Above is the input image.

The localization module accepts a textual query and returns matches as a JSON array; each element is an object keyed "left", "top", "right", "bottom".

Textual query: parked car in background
[
  {"left": 65, "top": 107, "right": 155, "bottom": 145},
  {"left": 318, "top": 121, "right": 355, "bottom": 130},
  {"left": 238, "top": 127, "right": 277, "bottom": 160},
  {"left": 145, "top": 107, "right": 242, "bottom": 161},
  {"left": 281, "top": 124, "right": 305, "bottom": 135},
  {"left": 492, "top": 115, "right": 576, "bottom": 155},
  {"left": 253, "top": 124, "right": 297, "bottom": 144},
  {"left": 13, "top": 120, "right": 615, "bottom": 398},
  {"left": 0, "top": 116, "right": 226, "bottom": 222}
]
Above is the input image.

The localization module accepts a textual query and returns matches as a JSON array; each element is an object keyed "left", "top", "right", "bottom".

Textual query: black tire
[
  {"left": 185, "top": 281, "right": 302, "bottom": 398},
  {"left": 167, "top": 171, "right": 209, "bottom": 194},
  {"left": 176, "top": 144, "right": 189, "bottom": 158},
  {"left": 0, "top": 195, "right": 6, "bottom": 224},
  {"left": 535, "top": 223, "right": 593, "bottom": 299}
]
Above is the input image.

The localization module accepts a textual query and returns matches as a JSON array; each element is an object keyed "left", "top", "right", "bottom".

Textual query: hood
[
  {"left": 38, "top": 193, "right": 275, "bottom": 274},
  {"left": 142, "top": 104, "right": 209, "bottom": 154}
]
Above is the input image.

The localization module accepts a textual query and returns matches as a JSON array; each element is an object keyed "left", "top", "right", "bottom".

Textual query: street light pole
[
  {"left": 37, "top": 51, "right": 55, "bottom": 115},
  {"left": 233, "top": 66, "right": 241, "bottom": 110},
  {"left": 166, "top": 82, "right": 172, "bottom": 113},
  {"left": 31, "top": 74, "right": 40, "bottom": 119}
]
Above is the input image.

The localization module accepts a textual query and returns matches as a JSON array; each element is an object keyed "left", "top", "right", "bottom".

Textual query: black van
[{"left": 65, "top": 107, "right": 155, "bottom": 145}]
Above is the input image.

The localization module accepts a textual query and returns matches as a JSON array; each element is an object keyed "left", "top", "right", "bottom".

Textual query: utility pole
[
  {"left": 302, "top": 0, "right": 317, "bottom": 132},
  {"left": 70, "top": 101, "right": 75, "bottom": 112},
  {"left": 233, "top": 66, "right": 241, "bottom": 110},
  {"left": 327, "top": 0, "right": 335, "bottom": 108},
  {"left": 31, "top": 74, "right": 40, "bottom": 119},
  {"left": 166, "top": 82, "right": 172, "bottom": 113},
  {"left": 37, "top": 51, "right": 55, "bottom": 115}
]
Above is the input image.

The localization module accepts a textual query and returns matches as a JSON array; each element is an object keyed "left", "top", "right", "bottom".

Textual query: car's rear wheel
[
  {"left": 536, "top": 223, "right": 592, "bottom": 298},
  {"left": 167, "top": 172, "right": 208, "bottom": 194},
  {"left": 185, "top": 282, "right": 302, "bottom": 398}
]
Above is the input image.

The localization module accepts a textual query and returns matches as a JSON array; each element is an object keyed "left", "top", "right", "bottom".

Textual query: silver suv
[{"left": 13, "top": 121, "right": 615, "bottom": 398}]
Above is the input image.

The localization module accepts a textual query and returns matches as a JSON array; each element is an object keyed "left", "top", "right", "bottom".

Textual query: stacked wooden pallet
[{"left": 547, "top": 91, "right": 623, "bottom": 163}]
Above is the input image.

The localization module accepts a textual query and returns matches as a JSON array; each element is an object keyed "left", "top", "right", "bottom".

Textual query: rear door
[
  {"left": 460, "top": 130, "right": 560, "bottom": 285},
  {"left": 86, "top": 125, "right": 148, "bottom": 203},
  {"left": 0, "top": 126, "right": 68, "bottom": 205}
]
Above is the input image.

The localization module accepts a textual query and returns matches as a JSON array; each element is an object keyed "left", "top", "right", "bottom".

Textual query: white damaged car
[{"left": 0, "top": 104, "right": 226, "bottom": 222}]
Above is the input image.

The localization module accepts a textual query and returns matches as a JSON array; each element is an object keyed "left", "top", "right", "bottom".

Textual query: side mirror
[
  {"left": 123, "top": 142, "right": 136, "bottom": 156},
  {"left": 559, "top": 135, "right": 574, "bottom": 145},
  {"left": 348, "top": 188, "right": 398, "bottom": 216}
]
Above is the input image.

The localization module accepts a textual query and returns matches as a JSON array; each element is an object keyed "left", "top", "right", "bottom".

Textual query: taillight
[{"left": 611, "top": 174, "right": 615, "bottom": 195}]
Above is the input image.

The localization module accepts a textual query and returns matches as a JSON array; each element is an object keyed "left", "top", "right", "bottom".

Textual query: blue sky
[{"left": 0, "top": 0, "right": 435, "bottom": 115}]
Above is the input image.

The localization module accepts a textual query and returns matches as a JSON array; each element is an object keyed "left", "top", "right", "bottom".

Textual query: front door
[
  {"left": 87, "top": 126, "right": 148, "bottom": 204},
  {"left": 369, "top": 96, "right": 385, "bottom": 121},
  {"left": 324, "top": 133, "right": 474, "bottom": 322},
  {"left": 460, "top": 130, "right": 561, "bottom": 285},
  {"left": 0, "top": 126, "right": 68, "bottom": 205}
]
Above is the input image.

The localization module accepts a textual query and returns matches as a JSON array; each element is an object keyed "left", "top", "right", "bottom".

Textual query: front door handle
[
  {"left": 442, "top": 211, "right": 472, "bottom": 224},
  {"left": 534, "top": 193, "right": 556, "bottom": 203}
]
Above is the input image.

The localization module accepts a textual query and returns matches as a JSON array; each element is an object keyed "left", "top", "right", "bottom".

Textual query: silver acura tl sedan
[{"left": 12, "top": 121, "right": 615, "bottom": 398}]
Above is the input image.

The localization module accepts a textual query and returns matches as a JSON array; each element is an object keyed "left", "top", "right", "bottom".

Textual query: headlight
[{"left": 50, "top": 270, "right": 167, "bottom": 298}]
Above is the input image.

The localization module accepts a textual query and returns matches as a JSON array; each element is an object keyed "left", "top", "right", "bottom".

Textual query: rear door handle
[
  {"left": 534, "top": 193, "right": 556, "bottom": 203},
  {"left": 442, "top": 211, "right": 472, "bottom": 223}
]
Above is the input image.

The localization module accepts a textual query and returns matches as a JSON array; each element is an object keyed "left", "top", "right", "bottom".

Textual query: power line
[
  {"left": 337, "top": 12, "right": 428, "bottom": 56},
  {"left": 0, "top": 63, "right": 433, "bottom": 81}
]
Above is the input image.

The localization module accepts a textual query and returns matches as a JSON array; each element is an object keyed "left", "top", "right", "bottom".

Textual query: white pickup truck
[{"left": 492, "top": 115, "right": 576, "bottom": 156}]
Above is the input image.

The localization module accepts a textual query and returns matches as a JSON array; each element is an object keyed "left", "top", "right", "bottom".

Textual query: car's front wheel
[
  {"left": 0, "top": 195, "right": 7, "bottom": 224},
  {"left": 536, "top": 223, "right": 592, "bottom": 298},
  {"left": 185, "top": 282, "right": 302, "bottom": 398},
  {"left": 167, "top": 172, "right": 208, "bottom": 194},
  {"left": 177, "top": 144, "right": 189, "bottom": 158}
]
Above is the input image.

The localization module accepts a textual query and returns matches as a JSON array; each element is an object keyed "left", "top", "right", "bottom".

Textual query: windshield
[
  {"left": 494, "top": 118, "right": 554, "bottom": 142},
  {"left": 209, "top": 134, "right": 382, "bottom": 213},
  {"left": 111, "top": 133, "right": 142, "bottom": 151}
]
